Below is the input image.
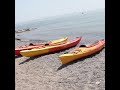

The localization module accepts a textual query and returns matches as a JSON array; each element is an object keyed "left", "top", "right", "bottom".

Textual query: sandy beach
[
  {"left": 15, "top": 9, "right": 105, "bottom": 90},
  {"left": 15, "top": 37, "right": 105, "bottom": 90}
]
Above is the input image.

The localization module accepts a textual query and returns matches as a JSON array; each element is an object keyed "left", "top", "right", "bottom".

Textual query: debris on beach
[
  {"left": 96, "top": 81, "right": 100, "bottom": 85},
  {"left": 15, "top": 28, "right": 31, "bottom": 33}
]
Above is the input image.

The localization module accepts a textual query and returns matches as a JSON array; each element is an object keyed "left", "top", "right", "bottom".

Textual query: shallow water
[{"left": 15, "top": 9, "right": 105, "bottom": 41}]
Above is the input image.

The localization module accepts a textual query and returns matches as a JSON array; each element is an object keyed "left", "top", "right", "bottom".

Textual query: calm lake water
[{"left": 15, "top": 9, "right": 105, "bottom": 42}]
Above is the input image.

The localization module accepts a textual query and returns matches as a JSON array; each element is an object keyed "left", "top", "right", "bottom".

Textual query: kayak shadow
[
  {"left": 19, "top": 54, "right": 46, "bottom": 65},
  {"left": 57, "top": 48, "right": 105, "bottom": 71}
]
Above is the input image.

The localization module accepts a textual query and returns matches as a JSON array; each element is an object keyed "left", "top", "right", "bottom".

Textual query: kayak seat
[
  {"left": 29, "top": 43, "right": 34, "bottom": 45},
  {"left": 79, "top": 45, "right": 87, "bottom": 47},
  {"left": 45, "top": 43, "right": 49, "bottom": 46}
]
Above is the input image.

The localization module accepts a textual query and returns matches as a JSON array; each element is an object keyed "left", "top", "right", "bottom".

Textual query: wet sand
[{"left": 15, "top": 37, "right": 105, "bottom": 90}]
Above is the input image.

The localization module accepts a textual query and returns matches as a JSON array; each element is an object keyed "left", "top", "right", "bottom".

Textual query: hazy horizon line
[{"left": 15, "top": 8, "right": 104, "bottom": 25}]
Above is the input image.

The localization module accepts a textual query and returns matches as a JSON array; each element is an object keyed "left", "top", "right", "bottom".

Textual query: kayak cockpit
[{"left": 79, "top": 45, "right": 87, "bottom": 47}]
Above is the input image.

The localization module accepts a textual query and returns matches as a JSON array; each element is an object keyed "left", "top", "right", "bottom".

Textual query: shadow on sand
[
  {"left": 19, "top": 54, "right": 46, "bottom": 65},
  {"left": 57, "top": 48, "right": 105, "bottom": 71}
]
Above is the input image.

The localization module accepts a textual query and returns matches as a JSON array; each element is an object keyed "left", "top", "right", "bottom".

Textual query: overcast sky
[{"left": 15, "top": 0, "right": 105, "bottom": 24}]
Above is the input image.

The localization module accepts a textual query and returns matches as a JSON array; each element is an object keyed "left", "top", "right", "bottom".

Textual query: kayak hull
[
  {"left": 59, "top": 39, "right": 105, "bottom": 64},
  {"left": 20, "top": 37, "right": 82, "bottom": 57}
]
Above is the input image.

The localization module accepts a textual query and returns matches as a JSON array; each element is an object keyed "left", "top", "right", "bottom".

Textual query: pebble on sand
[{"left": 96, "top": 81, "right": 100, "bottom": 85}]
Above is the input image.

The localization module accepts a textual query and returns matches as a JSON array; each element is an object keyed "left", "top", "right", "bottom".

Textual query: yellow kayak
[
  {"left": 59, "top": 39, "right": 105, "bottom": 64},
  {"left": 49, "top": 37, "right": 68, "bottom": 44},
  {"left": 20, "top": 37, "right": 82, "bottom": 57}
]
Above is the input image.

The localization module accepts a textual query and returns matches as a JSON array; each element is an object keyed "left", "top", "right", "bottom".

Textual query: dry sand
[{"left": 15, "top": 39, "right": 105, "bottom": 90}]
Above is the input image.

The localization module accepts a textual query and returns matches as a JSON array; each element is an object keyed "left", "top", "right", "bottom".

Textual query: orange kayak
[{"left": 59, "top": 39, "right": 105, "bottom": 64}]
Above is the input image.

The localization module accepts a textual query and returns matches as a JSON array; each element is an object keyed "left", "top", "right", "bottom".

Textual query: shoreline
[{"left": 15, "top": 36, "right": 105, "bottom": 90}]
